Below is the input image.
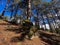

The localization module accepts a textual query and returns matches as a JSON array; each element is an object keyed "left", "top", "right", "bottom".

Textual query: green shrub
[
  {"left": 32, "top": 26, "right": 37, "bottom": 33},
  {"left": 27, "top": 33, "right": 33, "bottom": 39},
  {"left": 10, "top": 19, "right": 16, "bottom": 24},
  {"left": 35, "top": 25, "right": 40, "bottom": 30},
  {"left": 4, "top": 16, "right": 8, "bottom": 20},
  {"left": 55, "top": 28, "right": 60, "bottom": 34}
]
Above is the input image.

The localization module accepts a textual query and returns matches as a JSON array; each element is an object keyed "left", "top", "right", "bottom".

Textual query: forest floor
[{"left": 0, "top": 19, "right": 60, "bottom": 45}]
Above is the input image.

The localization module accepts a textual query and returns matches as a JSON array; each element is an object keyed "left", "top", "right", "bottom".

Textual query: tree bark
[
  {"left": 26, "top": 0, "right": 31, "bottom": 20},
  {"left": 1, "top": 10, "right": 5, "bottom": 16}
]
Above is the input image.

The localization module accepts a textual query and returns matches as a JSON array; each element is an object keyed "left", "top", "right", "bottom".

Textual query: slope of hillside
[{"left": 0, "top": 19, "right": 60, "bottom": 45}]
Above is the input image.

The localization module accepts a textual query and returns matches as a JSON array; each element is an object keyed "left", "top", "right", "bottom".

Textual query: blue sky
[
  {"left": 0, "top": 0, "right": 6, "bottom": 13},
  {"left": 0, "top": 0, "right": 52, "bottom": 23},
  {"left": 0, "top": 0, "right": 51, "bottom": 17}
]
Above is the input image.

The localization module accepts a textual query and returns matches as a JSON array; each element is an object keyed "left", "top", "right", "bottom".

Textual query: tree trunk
[
  {"left": 1, "top": 10, "right": 5, "bottom": 16},
  {"left": 50, "top": 13, "right": 56, "bottom": 32},
  {"left": 13, "top": 5, "right": 19, "bottom": 20},
  {"left": 10, "top": 10, "right": 13, "bottom": 19},
  {"left": 26, "top": 0, "right": 31, "bottom": 20},
  {"left": 46, "top": 14, "right": 55, "bottom": 32},
  {"left": 41, "top": 13, "right": 46, "bottom": 30}
]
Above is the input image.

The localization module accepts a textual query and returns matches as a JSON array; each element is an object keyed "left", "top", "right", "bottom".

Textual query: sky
[
  {"left": 0, "top": 0, "right": 53, "bottom": 24},
  {"left": 0, "top": 0, "right": 6, "bottom": 14},
  {"left": 42, "top": 0, "right": 51, "bottom": 2},
  {"left": 0, "top": 0, "right": 51, "bottom": 17}
]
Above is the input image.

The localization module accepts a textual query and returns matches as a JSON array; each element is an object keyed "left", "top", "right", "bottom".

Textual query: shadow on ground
[
  {"left": 10, "top": 32, "right": 31, "bottom": 42},
  {"left": 38, "top": 31, "right": 60, "bottom": 45},
  {"left": 10, "top": 31, "right": 32, "bottom": 42},
  {"left": 5, "top": 26, "right": 23, "bottom": 33},
  {"left": 5, "top": 27, "right": 31, "bottom": 42}
]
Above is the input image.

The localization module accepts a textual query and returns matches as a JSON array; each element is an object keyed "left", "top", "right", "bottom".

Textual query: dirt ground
[{"left": 0, "top": 20, "right": 60, "bottom": 45}]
